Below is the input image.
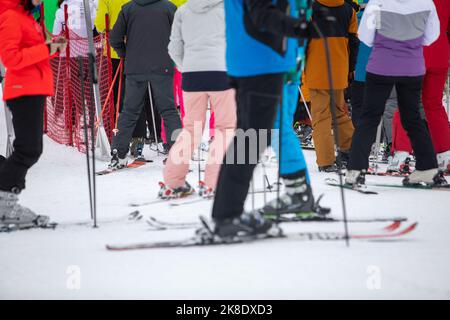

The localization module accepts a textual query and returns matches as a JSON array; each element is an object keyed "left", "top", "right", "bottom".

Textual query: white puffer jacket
[{"left": 168, "top": 0, "right": 226, "bottom": 73}]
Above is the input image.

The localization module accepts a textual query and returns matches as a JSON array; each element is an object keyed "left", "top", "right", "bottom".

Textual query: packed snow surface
[{"left": 1, "top": 103, "right": 450, "bottom": 299}]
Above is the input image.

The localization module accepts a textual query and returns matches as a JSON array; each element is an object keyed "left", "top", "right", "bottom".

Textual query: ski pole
[
  {"left": 78, "top": 57, "right": 94, "bottom": 224},
  {"left": 147, "top": 82, "right": 160, "bottom": 156},
  {"left": 298, "top": 86, "right": 313, "bottom": 121},
  {"left": 312, "top": 17, "right": 350, "bottom": 247}
]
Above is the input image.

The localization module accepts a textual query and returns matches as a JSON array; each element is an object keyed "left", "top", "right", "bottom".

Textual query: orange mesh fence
[{"left": 46, "top": 28, "right": 115, "bottom": 153}]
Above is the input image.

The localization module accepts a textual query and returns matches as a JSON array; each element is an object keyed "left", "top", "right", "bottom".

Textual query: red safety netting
[{"left": 45, "top": 27, "right": 115, "bottom": 153}]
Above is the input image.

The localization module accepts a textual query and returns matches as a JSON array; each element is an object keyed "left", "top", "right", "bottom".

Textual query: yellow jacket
[
  {"left": 95, "top": 0, "right": 130, "bottom": 59},
  {"left": 96, "top": 0, "right": 184, "bottom": 59},
  {"left": 170, "top": 0, "right": 187, "bottom": 7}
]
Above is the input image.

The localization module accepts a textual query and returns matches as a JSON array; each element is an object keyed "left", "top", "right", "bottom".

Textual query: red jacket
[
  {"left": 0, "top": 0, "right": 54, "bottom": 101},
  {"left": 424, "top": 0, "right": 450, "bottom": 69}
]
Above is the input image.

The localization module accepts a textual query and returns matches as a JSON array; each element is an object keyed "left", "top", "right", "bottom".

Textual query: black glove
[{"left": 344, "top": 0, "right": 360, "bottom": 13}]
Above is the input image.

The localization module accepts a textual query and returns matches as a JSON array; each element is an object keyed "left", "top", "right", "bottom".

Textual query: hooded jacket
[
  {"left": 168, "top": 0, "right": 226, "bottom": 73},
  {"left": 168, "top": 0, "right": 229, "bottom": 91},
  {"left": 110, "top": 0, "right": 177, "bottom": 76},
  {"left": 359, "top": 0, "right": 440, "bottom": 77},
  {"left": 304, "top": 0, "right": 359, "bottom": 90},
  {"left": 424, "top": 0, "right": 450, "bottom": 69},
  {"left": 95, "top": 0, "right": 130, "bottom": 59},
  {"left": 0, "top": 0, "right": 54, "bottom": 101}
]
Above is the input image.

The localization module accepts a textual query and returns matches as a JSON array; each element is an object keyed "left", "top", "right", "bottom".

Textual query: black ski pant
[
  {"left": 348, "top": 73, "right": 437, "bottom": 171},
  {"left": 212, "top": 73, "right": 284, "bottom": 221},
  {"left": 111, "top": 58, "right": 149, "bottom": 139},
  {"left": 111, "top": 74, "right": 182, "bottom": 158},
  {"left": 0, "top": 95, "right": 45, "bottom": 192},
  {"left": 350, "top": 80, "right": 365, "bottom": 128}
]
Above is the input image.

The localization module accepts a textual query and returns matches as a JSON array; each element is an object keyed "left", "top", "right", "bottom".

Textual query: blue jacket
[
  {"left": 224, "top": 0, "right": 303, "bottom": 77},
  {"left": 354, "top": 0, "right": 371, "bottom": 82}
]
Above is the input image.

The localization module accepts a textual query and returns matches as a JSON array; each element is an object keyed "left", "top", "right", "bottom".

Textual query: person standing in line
[
  {"left": 96, "top": 0, "right": 159, "bottom": 159},
  {"left": 107, "top": 0, "right": 182, "bottom": 169},
  {"left": 420, "top": 0, "right": 450, "bottom": 172},
  {"left": 0, "top": 0, "right": 66, "bottom": 227},
  {"left": 210, "top": 0, "right": 311, "bottom": 238},
  {"left": 160, "top": 0, "right": 236, "bottom": 199},
  {"left": 345, "top": 0, "right": 446, "bottom": 187},
  {"left": 304, "top": 0, "right": 358, "bottom": 173}
]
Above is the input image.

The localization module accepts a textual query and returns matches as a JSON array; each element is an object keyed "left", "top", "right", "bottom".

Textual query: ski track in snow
[{"left": 1, "top": 102, "right": 450, "bottom": 299}]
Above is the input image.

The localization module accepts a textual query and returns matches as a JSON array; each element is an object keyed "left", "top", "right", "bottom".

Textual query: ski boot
[
  {"left": 345, "top": 170, "right": 367, "bottom": 186},
  {"left": 260, "top": 176, "right": 330, "bottom": 220},
  {"left": 318, "top": 164, "right": 339, "bottom": 173},
  {"left": 294, "top": 123, "right": 313, "bottom": 144},
  {"left": 387, "top": 151, "right": 411, "bottom": 174},
  {"left": 336, "top": 151, "right": 350, "bottom": 170},
  {"left": 259, "top": 176, "right": 313, "bottom": 214},
  {"left": 198, "top": 181, "right": 215, "bottom": 199},
  {"left": 108, "top": 149, "right": 128, "bottom": 170},
  {"left": 381, "top": 143, "right": 392, "bottom": 163},
  {"left": 403, "top": 169, "right": 447, "bottom": 187},
  {"left": 437, "top": 150, "right": 450, "bottom": 173},
  {"left": 0, "top": 189, "right": 51, "bottom": 231},
  {"left": 130, "top": 137, "right": 145, "bottom": 159},
  {"left": 212, "top": 211, "right": 280, "bottom": 241},
  {"left": 158, "top": 181, "right": 195, "bottom": 200}
]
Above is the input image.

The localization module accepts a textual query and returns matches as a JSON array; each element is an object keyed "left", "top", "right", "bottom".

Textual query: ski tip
[
  {"left": 384, "top": 220, "right": 402, "bottom": 232},
  {"left": 406, "top": 222, "right": 419, "bottom": 232}
]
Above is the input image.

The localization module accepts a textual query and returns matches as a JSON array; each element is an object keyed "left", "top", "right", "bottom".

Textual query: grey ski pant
[{"left": 111, "top": 74, "right": 182, "bottom": 158}]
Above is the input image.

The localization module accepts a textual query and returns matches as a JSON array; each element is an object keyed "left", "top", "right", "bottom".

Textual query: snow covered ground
[{"left": 1, "top": 102, "right": 450, "bottom": 300}]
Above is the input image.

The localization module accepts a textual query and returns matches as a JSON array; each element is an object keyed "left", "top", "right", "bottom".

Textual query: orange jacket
[
  {"left": 0, "top": 0, "right": 54, "bottom": 101},
  {"left": 305, "top": 0, "right": 358, "bottom": 90}
]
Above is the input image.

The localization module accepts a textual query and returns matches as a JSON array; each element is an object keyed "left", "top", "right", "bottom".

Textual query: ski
[
  {"left": 325, "top": 178, "right": 378, "bottom": 194},
  {"left": 106, "top": 220, "right": 418, "bottom": 251},
  {"left": 169, "top": 197, "right": 213, "bottom": 207},
  {"left": 368, "top": 182, "right": 450, "bottom": 191},
  {"left": 96, "top": 158, "right": 152, "bottom": 176},
  {"left": 0, "top": 211, "right": 144, "bottom": 233},
  {"left": 56, "top": 210, "right": 143, "bottom": 229},
  {"left": 129, "top": 194, "right": 197, "bottom": 207},
  {"left": 146, "top": 214, "right": 408, "bottom": 231},
  {"left": 0, "top": 215, "right": 56, "bottom": 233}
]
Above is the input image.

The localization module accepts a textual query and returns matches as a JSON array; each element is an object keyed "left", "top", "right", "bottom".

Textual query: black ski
[{"left": 325, "top": 178, "right": 378, "bottom": 194}]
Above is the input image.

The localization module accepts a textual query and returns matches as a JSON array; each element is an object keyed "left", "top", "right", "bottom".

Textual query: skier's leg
[
  {"left": 350, "top": 80, "right": 365, "bottom": 128},
  {"left": 333, "top": 89, "right": 354, "bottom": 153},
  {"left": 164, "top": 92, "right": 208, "bottom": 189},
  {"left": 204, "top": 89, "right": 237, "bottom": 190},
  {"left": 382, "top": 88, "right": 397, "bottom": 147},
  {"left": 149, "top": 74, "right": 182, "bottom": 149},
  {"left": 396, "top": 77, "right": 437, "bottom": 171},
  {"left": 0, "top": 96, "right": 45, "bottom": 192},
  {"left": 0, "top": 95, "right": 46, "bottom": 224},
  {"left": 310, "top": 89, "right": 335, "bottom": 167},
  {"left": 348, "top": 73, "right": 393, "bottom": 171},
  {"left": 111, "top": 78, "right": 148, "bottom": 158},
  {"left": 392, "top": 110, "right": 412, "bottom": 154},
  {"left": 422, "top": 67, "right": 450, "bottom": 154},
  {"left": 260, "top": 81, "right": 317, "bottom": 215},
  {"left": 212, "top": 74, "right": 284, "bottom": 221},
  {"left": 272, "top": 81, "right": 309, "bottom": 180}
]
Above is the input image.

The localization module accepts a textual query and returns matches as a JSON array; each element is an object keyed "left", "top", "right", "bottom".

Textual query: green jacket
[{"left": 43, "top": 0, "right": 58, "bottom": 33}]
